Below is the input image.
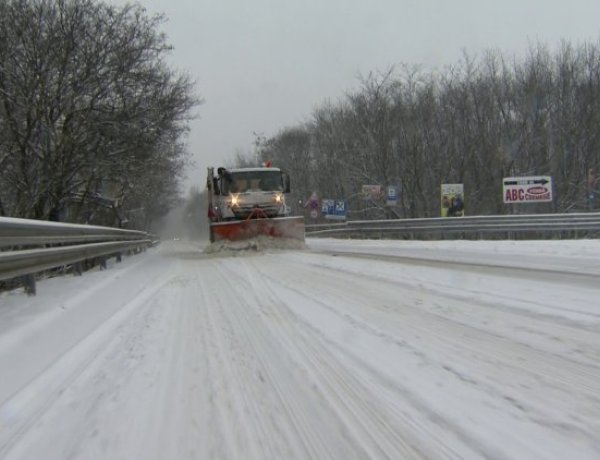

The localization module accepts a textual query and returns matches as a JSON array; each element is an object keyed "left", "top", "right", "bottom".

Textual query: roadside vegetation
[
  {"left": 248, "top": 43, "right": 600, "bottom": 218},
  {"left": 0, "top": 0, "right": 199, "bottom": 228}
]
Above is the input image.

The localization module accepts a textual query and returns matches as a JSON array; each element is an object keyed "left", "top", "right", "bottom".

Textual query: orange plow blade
[{"left": 210, "top": 216, "right": 305, "bottom": 242}]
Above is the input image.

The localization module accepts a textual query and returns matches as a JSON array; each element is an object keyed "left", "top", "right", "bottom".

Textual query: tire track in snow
[
  {"left": 0, "top": 274, "right": 176, "bottom": 459},
  {"left": 295, "top": 251, "right": 600, "bottom": 367},
  {"left": 247, "top": 252, "right": 600, "bottom": 458},
  {"left": 308, "top": 249, "right": 600, "bottom": 326},
  {"left": 311, "top": 248, "right": 600, "bottom": 287},
  {"left": 240, "top": 258, "right": 500, "bottom": 459},
  {"left": 274, "top": 253, "right": 600, "bottom": 400},
  {"left": 217, "top": 257, "right": 464, "bottom": 459},
  {"left": 201, "top": 259, "right": 367, "bottom": 459}
]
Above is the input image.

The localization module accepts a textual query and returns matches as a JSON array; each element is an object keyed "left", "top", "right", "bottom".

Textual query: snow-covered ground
[{"left": 1, "top": 237, "right": 600, "bottom": 459}]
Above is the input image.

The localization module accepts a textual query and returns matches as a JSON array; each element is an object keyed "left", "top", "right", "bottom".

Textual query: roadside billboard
[
  {"left": 503, "top": 176, "right": 552, "bottom": 203},
  {"left": 441, "top": 184, "right": 464, "bottom": 217},
  {"left": 361, "top": 185, "right": 383, "bottom": 201}
]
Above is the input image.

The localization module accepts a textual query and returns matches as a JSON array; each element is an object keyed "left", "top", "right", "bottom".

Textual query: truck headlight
[
  {"left": 274, "top": 193, "right": 283, "bottom": 203},
  {"left": 230, "top": 195, "right": 239, "bottom": 206}
]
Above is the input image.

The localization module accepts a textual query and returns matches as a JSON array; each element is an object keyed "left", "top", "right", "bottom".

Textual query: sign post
[
  {"left": 588, "top": 168, "right": 598, "bottom": 209},
  {"left": 305, "top": 192, "right": 320, "bottom": 220}
]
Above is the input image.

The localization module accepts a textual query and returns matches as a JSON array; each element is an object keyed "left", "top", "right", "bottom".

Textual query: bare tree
[
  {"left": 237, "top": 39, "right": 600, "bottom": 219},
  {"left": 0, "top": 0, "right": 199, "bottom": 226}
]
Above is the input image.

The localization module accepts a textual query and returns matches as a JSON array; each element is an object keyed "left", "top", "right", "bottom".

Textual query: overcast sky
[{"left": 113, "top": 0, "right": 600, "bottom": 191}]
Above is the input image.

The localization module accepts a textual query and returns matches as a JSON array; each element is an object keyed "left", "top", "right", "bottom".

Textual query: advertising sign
[
  {"left": 361, "top": 185, "right": 383, "bottom": 201},
  {"left": 503, "top": 176, "right": 552, "bottom": 203},
  {"left": 441, "top": 183, "right": 464, "bottom": 217}
]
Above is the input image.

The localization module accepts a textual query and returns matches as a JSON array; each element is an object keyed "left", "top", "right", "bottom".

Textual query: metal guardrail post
[{"left": 22, "top": 274, "right": 36, "bottom": 296}]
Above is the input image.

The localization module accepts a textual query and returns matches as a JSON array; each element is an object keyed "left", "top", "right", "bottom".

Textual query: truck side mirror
[{"left": 282, "top": 172, "right": 291, "bottom": 193}]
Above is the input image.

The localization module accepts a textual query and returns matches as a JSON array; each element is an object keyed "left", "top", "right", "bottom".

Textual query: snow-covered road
[{"left": 1, "top": 237, "right": 600, "bottom": 459}]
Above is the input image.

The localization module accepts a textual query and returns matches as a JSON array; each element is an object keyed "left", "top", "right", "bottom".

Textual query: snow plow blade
[{"left": 210, "top": 216, "right": 305, "bottom": 242}]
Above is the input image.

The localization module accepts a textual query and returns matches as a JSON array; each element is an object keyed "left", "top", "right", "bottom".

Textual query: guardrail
[
  {"left": 305, "top": 212, "right": 600, "bottom": 239},
  {"left": 0, "top": 216, "right": 155, "bottom": 294}
]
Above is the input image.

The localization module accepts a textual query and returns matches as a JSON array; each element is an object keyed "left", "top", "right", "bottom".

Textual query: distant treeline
[
  {"left": 246, "top": 42, "right": 600, "bottom": 218},
  {"left": 0, "top": 0, "right": 199, "bottom": 228}
]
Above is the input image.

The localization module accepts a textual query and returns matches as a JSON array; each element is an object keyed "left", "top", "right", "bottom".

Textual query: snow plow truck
[{"left": 206, "top": 165, "right": 305, "bottom": 243}]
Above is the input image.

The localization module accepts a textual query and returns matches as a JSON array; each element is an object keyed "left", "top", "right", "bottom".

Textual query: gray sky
[{"left": 117, "top": 0, "right": 600, "bottom": 191}]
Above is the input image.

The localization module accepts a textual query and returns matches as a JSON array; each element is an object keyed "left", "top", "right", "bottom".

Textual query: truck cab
[{"left": 208, "top": 167, "right": 291, "bottom": 221}]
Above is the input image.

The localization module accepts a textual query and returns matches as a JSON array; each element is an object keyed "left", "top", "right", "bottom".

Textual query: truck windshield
[{"left": 227, "top": 171, "right": 283, "bottom": 193}]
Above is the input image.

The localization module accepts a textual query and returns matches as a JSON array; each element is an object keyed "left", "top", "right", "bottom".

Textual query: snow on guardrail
[
  {"left": 305, "top": 212, "right": 600, "bottom": 239},
  {"left": 0, "top": 217, "right": 154, "bottom": 294}
]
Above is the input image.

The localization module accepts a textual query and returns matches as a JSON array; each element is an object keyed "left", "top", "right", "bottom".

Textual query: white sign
[
  {"left": 386, "top": 186, "right": 398, "bottom": 206},
  {"left": 321, "top": 199, "right": 334, "bottom": 213},
  {"left": 503, "top": 176, "right": 553, "bottom": 203},
  {"left": 441, "top": 183, "right": 464, "bottom": 195}
]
